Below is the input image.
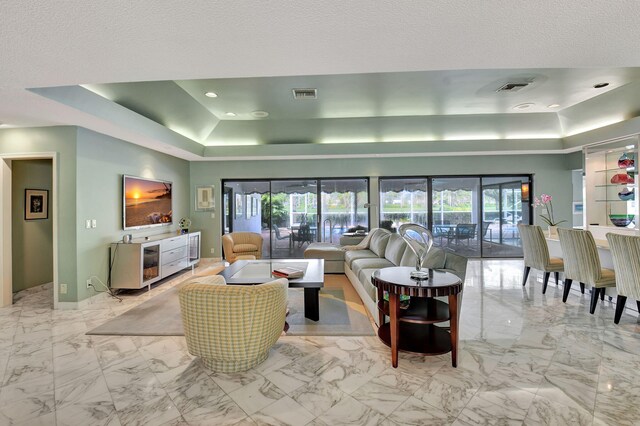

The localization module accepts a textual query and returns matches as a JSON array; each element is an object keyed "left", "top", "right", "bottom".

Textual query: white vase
[{"left": 547, "top": 225, "right": 558, "bottom": 238}]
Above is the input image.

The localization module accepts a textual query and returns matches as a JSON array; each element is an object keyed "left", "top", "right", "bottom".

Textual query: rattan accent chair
[
  {"left": 221, "top": 232, "right": 263, "bottom": 262},
  {"left": 558, "top": 228, "right": 616, "bottom": 314},
  {"left": 178, "top": 276, "right": 288, "bottom": 372},
  {"left": 518, "top": 224, "right": 564, "bottom": 293},
  {"left": 606, "top": 233, "right": 640, "bottom": 324}
]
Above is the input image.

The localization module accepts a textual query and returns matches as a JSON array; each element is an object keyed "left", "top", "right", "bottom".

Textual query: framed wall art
[
  {"left": 25, "top": 189, "right": 49, "bottom": 220},
  {"left": 195, "top": 185, "right": 215, "bottom": 211},
  {"left": 246, "top": 195, "right": 252, "bottom": 219},
  {"left": 235, "top": 193, "right": 243, "bottom": 218}
]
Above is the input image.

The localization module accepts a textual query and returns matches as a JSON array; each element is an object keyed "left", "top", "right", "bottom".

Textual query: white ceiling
[{"left": 2, "top": 1, "right": 640, "bottom": 159}]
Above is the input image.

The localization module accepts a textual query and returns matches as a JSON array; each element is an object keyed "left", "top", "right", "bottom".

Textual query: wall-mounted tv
[{"left": 123, "top": 175, "right": 173, "bottom": 230}]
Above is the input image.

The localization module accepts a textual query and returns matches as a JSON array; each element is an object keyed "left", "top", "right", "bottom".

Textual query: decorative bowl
[
  {"left": 618, "top": 152, "right": 635, "bottom": 169},
  {"left": 611, "top": 173, "right": 635, "bottom": 184},
  {"left": 609, "top": 214, "right": 635, "bottom": 227},
  {"left": 618, "top": 188, "right": 635, "bottom": 201}
]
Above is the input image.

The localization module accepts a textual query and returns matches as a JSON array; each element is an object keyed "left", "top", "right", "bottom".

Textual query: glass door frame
[
  {"left": 222, "top": 177, "right": 370, "bottom": 258},
  {"left": 379, "top": 174, "right": 533, "bottom": 258}
]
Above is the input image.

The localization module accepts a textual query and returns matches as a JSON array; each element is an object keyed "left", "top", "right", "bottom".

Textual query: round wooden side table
[{"left": 371, "top": 267, "right": 463, "bottom": 368}]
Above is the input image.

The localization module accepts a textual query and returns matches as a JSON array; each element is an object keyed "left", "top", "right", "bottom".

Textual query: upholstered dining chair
[
  {"left": 558, "top": 228, "right": 616, "bottom": 314},
  {"left": 221, "top": 232, "right": 263, "bottom": 262},
  {"left": 179, "top": 276, "right": 288, "bottom": 372},
  {"left": 605, "top": 233, "right": 640, "bottom": 324},
  {"left": 518, "top": 224, "right": 564, "bottom": 293}
]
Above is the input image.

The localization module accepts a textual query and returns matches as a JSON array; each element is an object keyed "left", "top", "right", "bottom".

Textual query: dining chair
[
  {"left": 518, "top": 224, "right": 564, "bottom": 293},
  {"left": 558, "top": 228, "right": 616, "bottom": 314},
  {"left": 605, "top": 233, "right": 640, "bottom": 324},
  {"left": 271, "top": 224, "right": 290, "bottom": 248}
]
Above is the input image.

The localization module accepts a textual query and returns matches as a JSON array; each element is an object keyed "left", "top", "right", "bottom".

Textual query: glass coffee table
[{"left": 218, "top": 259, "right": 325, "bottom": 321}]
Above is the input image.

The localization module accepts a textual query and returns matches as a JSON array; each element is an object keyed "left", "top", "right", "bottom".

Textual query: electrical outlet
[
  {"left": 60, "top": 283, "right": 67, "bottom": 294},
  {"left": 86, "top": 279, "right": 92, "bottom": 288},
  {"left": 210, "top": 248, "right": 215, "bottom": 254},
  {"left": 91, "top": 219, "right": 97, "bottom": 228}
]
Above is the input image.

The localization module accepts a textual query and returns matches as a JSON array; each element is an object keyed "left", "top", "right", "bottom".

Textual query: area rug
[{"left": 87, "top": 274, "right": 374, "bottom": 336}]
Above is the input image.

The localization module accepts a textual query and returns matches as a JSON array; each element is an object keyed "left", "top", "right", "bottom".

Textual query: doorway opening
[{"left": 0, "top": 153, "right": 58, "bottom": 308}]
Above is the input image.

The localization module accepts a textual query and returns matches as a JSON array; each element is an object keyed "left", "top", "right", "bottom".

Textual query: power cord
[{"left": 88, "top": 275, "right": 122, "bottom": 302}]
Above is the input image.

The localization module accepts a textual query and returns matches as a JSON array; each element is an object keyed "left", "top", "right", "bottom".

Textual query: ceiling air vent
[
  {"left": 496, "top": 82, "right": 532, "bottom": 93},
  {"left": 292, "top": 88, "right": 317, "bottom": 100}
]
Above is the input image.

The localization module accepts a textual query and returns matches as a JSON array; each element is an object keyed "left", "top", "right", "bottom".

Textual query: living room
[{"left": 2, "top": 2, "right": 640, "bottom": 425}]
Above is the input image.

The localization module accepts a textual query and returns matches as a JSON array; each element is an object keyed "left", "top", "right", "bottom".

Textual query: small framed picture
[
  {"left": 25, "top": 189, "right": 49, "bottom": 220},
  {"left": 195, "top": 185, "right": 215, "bottom": 211},
  {"left": 572, "top": 202, "right": 583, "bottom": 214},
  {"left": 251, "top": 197, "right": 258, "bottom": 216},
  {"left": 235, "top": 193, "right": 243, "bottom": 218},
  {"left": 246, "top": 195, "right": 252, "bottom": 219}
]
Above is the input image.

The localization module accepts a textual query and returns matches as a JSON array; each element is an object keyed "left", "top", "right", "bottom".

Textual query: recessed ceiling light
[
  {"left": 204, "top": 91, "right": 218, "bottom": 98},
  {"left": 548, "top": 104, "right": 560, "bottom": 108},
  {"left": 513, "top": 103, "right": 535, "bottom": 110},
  {"left": 251, "top": 110, "right": 269, "bottom": 118},
  {"left": 593, "top": 82, "right": 609, "bottom": 89},
  {"left": 225, "top": 112, "right": 237, "bottom": 117}
]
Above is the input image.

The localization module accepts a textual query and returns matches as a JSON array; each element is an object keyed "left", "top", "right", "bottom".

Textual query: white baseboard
[{"left": 56, "top": 290, "right": 111, "bottom": 310}]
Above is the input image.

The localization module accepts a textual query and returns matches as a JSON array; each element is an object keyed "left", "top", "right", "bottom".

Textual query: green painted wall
[
  {"left": 11, "top": 159, "right": 53, "bottom": 292},
  {"left": 75, "top": 128, "right": 190, "bottom": 301},
  {"left": 190, "top": 154, "right": 577, "bottom": 256},
  {"left": 0, "top": 126, "right": 78, "bottom": 302},
  {"left": 1, "top": 126, "right": 191, "bottom": 303}
]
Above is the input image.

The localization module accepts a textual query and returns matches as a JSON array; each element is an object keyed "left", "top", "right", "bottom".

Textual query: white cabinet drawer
[
  {"left": 162, "top": 258, "right": 188, "bottom": 277},
  {"left": 162, "top": 245, "right": 187, "bottom": 264},
  {"left": 163, "top": 235, "right": 187, "bottom": 251}
]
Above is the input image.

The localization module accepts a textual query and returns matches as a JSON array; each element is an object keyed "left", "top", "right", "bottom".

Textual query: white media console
[{"left": 109, "top": 231, "right": 201, "bottom": 290}]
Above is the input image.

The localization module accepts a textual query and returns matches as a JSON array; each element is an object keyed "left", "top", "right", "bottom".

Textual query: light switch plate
[
  {"left": 91, "top": 219, "right": 97, "bottom": 228},
  {"left": 85, "top": 220, "right": 91, "bottom": 229},
  {"left": 60, "top": 283, "right": 67, "bottom": 294}
]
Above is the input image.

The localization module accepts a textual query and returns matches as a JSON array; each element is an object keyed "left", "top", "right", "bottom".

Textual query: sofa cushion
[
  {"left": 424, "top": 247, "right": 447, "bottom": 270},
  {"left": 344, "top": 250, "right": 378, "bottom": 268},
  {"left": 369, "top": 231, "right": 391, "bottom": 257},
  {"left": 351, "top": 258, "right": 395, "bottom": 277},
  {"left": 233, "top": 243, "right": 258, "bottom": 253},
  {"left": 399, "top": 245, "right": 417, "bottom": 267},
  {"left": 304, "top": 243, "right": 346, "bottom": 261},
  {"left": 357, "top": 268, "right": 380, "bottom": 301},
  {"left": 384, "top": 234, "right": 406, "bottom": 266}
]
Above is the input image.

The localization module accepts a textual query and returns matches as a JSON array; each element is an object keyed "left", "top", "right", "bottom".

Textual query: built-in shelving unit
[{"left": 584, "top": 137, "right": 639, "bottom": 240}]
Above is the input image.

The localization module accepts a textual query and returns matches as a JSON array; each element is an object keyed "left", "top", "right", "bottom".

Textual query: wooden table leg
[
  {"left": 448, "top": 293, "right": 459, "bottom": 368},
  {"left": 389, "top": 292, "right": 400, "bottom": 368},
  {"left": 377, "top": 287, "right": 385, "bottom": 325}
]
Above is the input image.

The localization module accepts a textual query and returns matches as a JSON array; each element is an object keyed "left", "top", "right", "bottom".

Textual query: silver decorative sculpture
[{"left": 399, "top": 223, "right": 434, "bottom": 280}]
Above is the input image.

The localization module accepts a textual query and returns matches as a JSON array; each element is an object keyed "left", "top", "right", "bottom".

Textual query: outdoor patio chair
[
  {"left": 291, "top": 223, "right": 314, "bottom": 248},
  {"left": 446, "top": 224, "right": 477, "bottom": 246},
  {"left": 271, "top": 224, "right": 290, "bottom": 248}
]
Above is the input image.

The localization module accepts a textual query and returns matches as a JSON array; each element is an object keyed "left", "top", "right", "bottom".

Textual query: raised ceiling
[{"left": 2, "top": 1, "right": 640, "bottom": 159}]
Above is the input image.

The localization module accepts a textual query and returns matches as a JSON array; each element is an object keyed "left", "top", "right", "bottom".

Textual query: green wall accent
[
  {"left": 75, "top": 128, "right": 190, "bottom": 302},
  {"left": 1, "top": 126, "right": 191, "bottom": 304},
  {"left": 190, "top": 153, "right": 577, "bottom": 257},
  {"left": 11, "top": 159, "right": 53, "bottom": 292},
  {"left": 0, "top": 126, "right": 78, "bottom": 302}
]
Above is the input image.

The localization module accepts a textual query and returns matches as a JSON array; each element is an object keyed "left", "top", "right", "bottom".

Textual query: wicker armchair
[
  {"left": 178, "top": 277, "right": 288, "bottom": 372},
  {"left": 221, "top": 232, "right": 263, "bottom": 262}
]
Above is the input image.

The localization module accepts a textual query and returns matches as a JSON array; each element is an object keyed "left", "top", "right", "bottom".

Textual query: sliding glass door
[
  {"left": 223, "top": 178, "right": 369, "bottom": 259},
  {"left": 379, "top": 175, "right": 531, "bottom": 258},
  {"left": 432, "top": 177, "right": 481, "bottom": 256}
]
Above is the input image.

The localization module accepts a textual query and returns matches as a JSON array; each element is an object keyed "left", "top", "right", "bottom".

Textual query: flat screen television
[{"left": 123, "top": 175, "right": 173, "bottom": 230}]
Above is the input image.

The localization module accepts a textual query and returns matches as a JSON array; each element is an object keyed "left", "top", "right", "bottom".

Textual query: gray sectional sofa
[{"left": 304, "top": 229, "right": 468, "bottom": 326}]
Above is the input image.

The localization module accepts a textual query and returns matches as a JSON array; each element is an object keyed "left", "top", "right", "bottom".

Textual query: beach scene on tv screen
[{"left": 125, "top": 177, "right": 172, "bottom": 228}]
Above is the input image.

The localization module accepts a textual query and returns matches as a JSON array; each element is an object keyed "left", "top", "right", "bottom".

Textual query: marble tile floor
[{"left": 0, "top": 259, "right": 639, "bottom": 425}]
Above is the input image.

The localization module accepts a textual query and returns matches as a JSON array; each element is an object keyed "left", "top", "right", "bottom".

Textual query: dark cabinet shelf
[{"left": 378, "top": 323, "right": 452, "bottom": 356}]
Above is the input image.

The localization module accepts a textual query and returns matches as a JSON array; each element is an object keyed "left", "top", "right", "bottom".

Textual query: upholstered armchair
[
  {"left": 178, "top": 277, "right": 288, "bottom": 372},
  {"left": 221, "top": 232, "right": 263, "bottom": 262}
]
